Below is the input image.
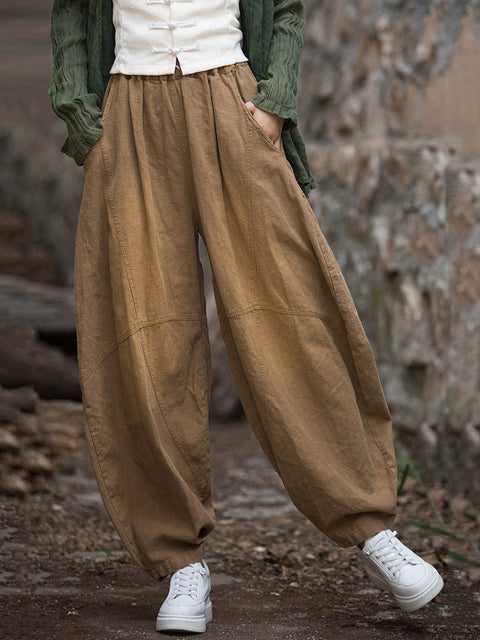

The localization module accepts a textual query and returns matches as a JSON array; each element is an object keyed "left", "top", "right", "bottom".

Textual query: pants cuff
[
  {"left": 330, "top": 513, "right": 397, "bottom": 548},
  {"left": 144, "top": 543, "right": 206, "bottom": 580}
]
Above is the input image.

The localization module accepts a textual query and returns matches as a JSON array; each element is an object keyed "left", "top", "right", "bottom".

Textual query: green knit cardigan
[{"left": 49, "top": 0, "right": 317, "bottom": 196}]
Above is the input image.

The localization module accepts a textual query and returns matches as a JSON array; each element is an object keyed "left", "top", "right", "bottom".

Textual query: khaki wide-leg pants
[{"left": 75, "top": 61, "right": 397, "bottom": 580}]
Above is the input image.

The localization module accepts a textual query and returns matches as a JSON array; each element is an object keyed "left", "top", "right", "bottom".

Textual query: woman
[{"left": 49, "top": 0, "right": 443, "bottom": 633}]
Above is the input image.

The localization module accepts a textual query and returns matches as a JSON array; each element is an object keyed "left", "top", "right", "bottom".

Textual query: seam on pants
[
  {"left": 231, "top": 65, "right": 284, "bottom": 157},
  {"left": 302, "top": 224, "right": 397, "bottom": 480},
  {"left": 246, "top": 104, "right": 259, "bottom": 306},
  {"left": 193, "top": 244, "right": 210, "bottom": 427},
  {"left": 197, "top": 316, "right": 211, "bottom": 474},
  {"left": 102, "top": 154, "right": 211, "bottom": 496},
  {"left": 349, "top": 345, "right": 398, "bottom": 481},
  {"left": 172, "top": 75, "right": 200, "bottom": 231},
  {"left": 83, "top": 408, "right": 149, "bottom": 573},
  {"left": 312, "top": 231, "right": 366, "bottom": 348},
  {"left": 74, "top": 97, "right": 148, "bottom": 577},
  {"left": 214, "top": 301, "right": 277, "bottom": 470},
  {"left": 350, "top": 347, "right": 397, "bottom": 479},
  {"left": 223, "top": 302, "right": 342, "bottom": 326},
  {"left": 257, "top": 308, "right": 270, "bottom": 462},
  {"left": 81, "top": 314, "right": 206, "bottom": 383},
  {"left": 84, "top": 408, "right": 202, "bottom": 581}
]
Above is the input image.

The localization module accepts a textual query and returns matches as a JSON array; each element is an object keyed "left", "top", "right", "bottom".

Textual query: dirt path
[{"left": 1, "top": 419, "right": 479, "bottom": 640}]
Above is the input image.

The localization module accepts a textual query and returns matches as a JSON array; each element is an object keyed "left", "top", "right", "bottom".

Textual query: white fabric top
[{"left": 110, "top": 0, "right": 248, "bottom": 76}]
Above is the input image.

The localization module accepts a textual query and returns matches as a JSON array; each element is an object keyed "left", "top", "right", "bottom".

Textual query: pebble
[
  {"left": 42, "top": 431, "right": 80, "bottom": 455},
  {"left": 0, "top": 472, "right": 30, "bottom": 497},
  {"left": 0, "top": 385, "right": 84, "bottom": 497},
  {"left": 0, "top": 428, "right": 21, "bottom": 454},
  {"left": 16, "top": 412, "right": 39, "bottom": 436},
  {"left": 21, "top": 450, "right": 55, "bottom": 476}
]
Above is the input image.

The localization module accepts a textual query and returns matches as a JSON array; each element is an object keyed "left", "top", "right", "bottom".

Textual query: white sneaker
[
  {"left": 155, "top": 560, "right": 212, "bottom": 633},
  {"left": 360, "top": 529, "right": 444, "bottom": 612}
]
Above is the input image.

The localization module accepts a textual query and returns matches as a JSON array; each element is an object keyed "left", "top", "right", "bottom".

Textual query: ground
[{"left": 1, "top": 418, "right": 479, "bottom": 640}]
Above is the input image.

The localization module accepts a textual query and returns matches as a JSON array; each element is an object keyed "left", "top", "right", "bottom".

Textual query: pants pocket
[{"left": 231, "top": 64, "right": 284, "bottom": 154}]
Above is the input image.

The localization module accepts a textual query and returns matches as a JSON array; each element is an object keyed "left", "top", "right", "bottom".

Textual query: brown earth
[{"left": 1, "top": 417, "right": 479, "bottom": 640}]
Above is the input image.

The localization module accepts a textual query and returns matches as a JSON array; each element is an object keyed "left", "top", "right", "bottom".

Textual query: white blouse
[{"left": 109, "top": 0, "right": 248, "bottom": 76}]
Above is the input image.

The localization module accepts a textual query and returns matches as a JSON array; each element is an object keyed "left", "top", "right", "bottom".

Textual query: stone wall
[{"left": 300, "top": 0, "right": 480, "bottom": 499}]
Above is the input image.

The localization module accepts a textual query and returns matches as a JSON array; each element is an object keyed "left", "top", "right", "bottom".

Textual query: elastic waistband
[{"left": 110, "top": 61, "right": 250, "bottom": 83}]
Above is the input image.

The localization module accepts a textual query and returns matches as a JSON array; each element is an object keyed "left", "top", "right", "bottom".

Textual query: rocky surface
[
  {"left": 0, "top": 276, "right": 79, "bottom": 398},
  {"left": 0, "top": 384, "right": 84, "bottom": 498},
  {"left": 0, "top": 275, "right": 75, "bottom": 332}
]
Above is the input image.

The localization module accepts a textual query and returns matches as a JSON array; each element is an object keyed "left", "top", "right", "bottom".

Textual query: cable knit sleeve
[
  {"left": 48, "top": 0, "right": 103, "bottom": 165},
  {"left": 250, "top": 0, "right": 304, "bottom": 129}
]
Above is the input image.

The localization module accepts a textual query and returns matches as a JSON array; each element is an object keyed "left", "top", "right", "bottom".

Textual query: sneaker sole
[
  {"left": 155, "top": 599, "right": 213, "bottom": 633},
  {"left": 366, "top": 567, "right": 444, "bottom": 612}
]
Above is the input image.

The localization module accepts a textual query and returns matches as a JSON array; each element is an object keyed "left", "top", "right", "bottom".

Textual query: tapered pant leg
[
  {"left": 74, "top": 74, "right": 215, "bottom": 579},
  {"left": 181, "top": 63, "right": 398, "bottom": 547},
  {"left": 75, "top": 63, "right": 397, "bottom": 584}
]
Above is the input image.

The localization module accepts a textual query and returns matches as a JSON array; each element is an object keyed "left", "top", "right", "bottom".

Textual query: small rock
[
  {"left": 0, "top": 403, "right": 19, "bottom": 423},
  {"left": 21, "top": 450, "right": 55, "bottom": 476},
  {"left": 30, "top": 474, "right": 51, "bottom": 493},
  {"left": 237, "top": 539, "right": 254, "bottom": 551},
  {"left": 0, "top": 428, "right": 21, "bottom": 453},
  {"left": 16, "top": 412, "right": 40, "bottom": 436},
  {"left": 41, "top": 420, "right": 82, "bottom": 437},
  {"left": 42, "top": 431, "right": 80, "bottom": 455},
  {"left": 467, "top": 567, "right": 480, "bottom": 583},
  {"left": 0, "top": 472, "right": 30, "bottom": 497},
  {"left": 7, "top": 386, "right": 39, "bottom": 413}
]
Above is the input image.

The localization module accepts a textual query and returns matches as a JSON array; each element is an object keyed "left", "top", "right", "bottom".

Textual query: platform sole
[
  {"left": 366, "top": 567, "right": 444, "bottom": 612},
  {"left": 156, "top": 599, "right": 213, "bottom": 633}
]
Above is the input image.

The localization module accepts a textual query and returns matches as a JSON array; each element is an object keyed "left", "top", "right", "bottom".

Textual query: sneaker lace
[
  {"left": 170, "top": 563, "right": 205, "bottom": 599},
  {"left": 369, "top": 530, "right": 416, "bottom": 577}
]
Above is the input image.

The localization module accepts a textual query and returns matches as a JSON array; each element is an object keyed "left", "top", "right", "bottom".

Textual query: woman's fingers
[{"left": 244, "top": 101, "right": 284, "bottom": 148}]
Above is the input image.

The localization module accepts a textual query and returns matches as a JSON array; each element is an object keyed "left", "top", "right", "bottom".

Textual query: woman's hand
[{"left": 244, "top": 101, "right": 284, "bottom": 150}]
